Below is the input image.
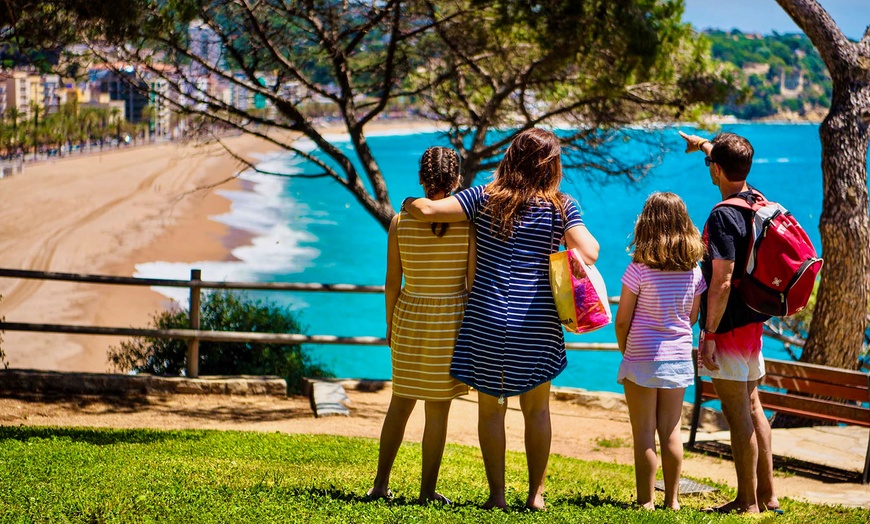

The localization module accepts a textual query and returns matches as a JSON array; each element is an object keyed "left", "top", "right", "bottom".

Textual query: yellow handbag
[{"left": 549, "top": 247, "right": 611, "bottom": 334}]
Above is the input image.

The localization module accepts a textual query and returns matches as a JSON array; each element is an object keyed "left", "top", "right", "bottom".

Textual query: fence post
[{"left": 187, "top": 269, "right": 202, "bottom": 378}]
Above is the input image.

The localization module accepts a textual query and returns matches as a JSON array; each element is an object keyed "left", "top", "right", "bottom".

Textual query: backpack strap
[{"left": 713, "top": 186, "right": 766, "bottom": 212}]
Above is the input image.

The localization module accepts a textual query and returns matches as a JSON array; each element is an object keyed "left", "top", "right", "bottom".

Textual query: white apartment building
[{"left": 188, "top": 20, "right": 225, "bottom": 75}]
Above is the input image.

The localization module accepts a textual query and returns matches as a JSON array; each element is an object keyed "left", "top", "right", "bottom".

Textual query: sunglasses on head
[{"left": 704, "top": 156, "right": 714, "bottom": 167}]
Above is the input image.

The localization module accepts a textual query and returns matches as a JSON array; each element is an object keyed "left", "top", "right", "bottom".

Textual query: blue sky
[{"left": 683, "top": 0, "right": 869, "bottom": 40}]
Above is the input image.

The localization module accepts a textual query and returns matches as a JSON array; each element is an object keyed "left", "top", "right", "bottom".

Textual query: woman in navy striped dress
[{"left": 404, "top": 128, "right": 599, "bottom": 510}]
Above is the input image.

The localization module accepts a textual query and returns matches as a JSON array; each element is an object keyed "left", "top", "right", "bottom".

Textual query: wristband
[
  {"left": 697, "top": 139, "right": 710, "bottom": 150},
  {"left": 702, "top": 330, "right": 717, "bottom": 341}
]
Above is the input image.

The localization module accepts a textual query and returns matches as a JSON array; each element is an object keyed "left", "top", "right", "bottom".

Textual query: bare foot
[
  {"left": 525, "top": 493, "right": 545, "bottom": 511},
  {"left": 760, "top": 497, "right": 781, "bottom": 512},
  {"left": 418, "top": 492, "right": 452, "bottom": 505},
  {"left": 482, "top": 497, "right": 507, "bottom": 510},
  {"left": 635, "top": 501, "right": 655, "bottom": 511},
  {"left": 702, "top": 500, "right": 759, "bottom": 514},
  {"left": 365, "top": 487, "right": 393, "bottom": 501}
]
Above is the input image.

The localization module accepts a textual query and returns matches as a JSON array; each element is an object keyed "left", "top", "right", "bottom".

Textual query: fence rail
[{"left": 0, "top": 267, "right": 623, "bottom": 377}]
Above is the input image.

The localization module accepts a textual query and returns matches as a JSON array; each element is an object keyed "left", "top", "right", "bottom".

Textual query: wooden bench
[{"left": 688, "top": 357, "right": 870, "bottom": 484}]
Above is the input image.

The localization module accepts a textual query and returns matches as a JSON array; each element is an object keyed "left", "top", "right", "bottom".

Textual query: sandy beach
[
  {"left": 0, "top": 119, "right": 444, "bottom": 373},
  {"left": 0, "top": 132, "right": 288, "bottom": 372}
]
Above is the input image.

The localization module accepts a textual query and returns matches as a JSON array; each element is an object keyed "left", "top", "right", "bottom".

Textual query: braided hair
[{"left": 418, "top": 146, "right": 461, "bottom": 237}]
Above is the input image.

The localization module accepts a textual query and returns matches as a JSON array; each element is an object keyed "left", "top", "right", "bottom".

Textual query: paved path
[{"left": 692, "top": 425, "right": 870, "bottom": 508}]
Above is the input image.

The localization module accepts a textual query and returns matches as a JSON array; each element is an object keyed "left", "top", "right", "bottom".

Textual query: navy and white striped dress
[{"left": 451, "top": 184, "right": 585, "bottom": 398}]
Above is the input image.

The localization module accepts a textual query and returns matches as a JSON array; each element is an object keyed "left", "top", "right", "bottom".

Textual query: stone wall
[{"left": 0, "top": 369, "right": 287, "bottom": 397}]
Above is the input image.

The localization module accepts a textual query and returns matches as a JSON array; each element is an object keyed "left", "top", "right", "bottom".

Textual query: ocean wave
[
  {"left": 754, "top": 158, "right": 792, "bottom": 164},
  {"left": 135, "top": 166, "right": 320, "bottom": 305}
]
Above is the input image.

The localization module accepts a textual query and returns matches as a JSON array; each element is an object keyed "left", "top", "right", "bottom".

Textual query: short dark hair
[{"left": 711, "top": 133, "right": 754, "bottom": 181}]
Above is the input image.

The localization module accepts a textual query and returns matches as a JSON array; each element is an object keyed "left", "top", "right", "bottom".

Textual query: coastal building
[
  {"left": 188, "top": 20, "right": 225, "bottom": 76},
  {"left": 147, "top": 76, "right": 172, "bottom": 136},
  {"left": 91, "top": 67, "right": 151, "bottom": 123},
  {"left": 42, "top": 74, "right": 62, "bottom": 114},
  {"left": 5, "top": 71, "right": 35, "bottom": 119},
  {"left": 780, "top": 68, "right": 805, "bottom": 98},
  {"left": 0, "top": 76, "right": 7, "bottom": 115}
]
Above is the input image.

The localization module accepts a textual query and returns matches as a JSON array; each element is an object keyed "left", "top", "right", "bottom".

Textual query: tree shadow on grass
[
  {"left": 288, "top": 486, "right": 486, "bottom": 509},
  {"left": 559, "top": 492, "right": 633, "bottom": 510},
  {"left": 688, "top": 441, "right": 863, "bottom": 483},
  {"left": 0, "top": 425, "right": 207, "bottom": 446}
]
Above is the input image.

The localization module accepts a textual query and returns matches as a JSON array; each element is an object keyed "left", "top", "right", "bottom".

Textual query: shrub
[{"left": 108, "top": 290, "right": 331, "bottom": 394}]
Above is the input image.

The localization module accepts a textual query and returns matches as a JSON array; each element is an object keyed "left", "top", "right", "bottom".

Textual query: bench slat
[
  {"left": 765, "top": 358, "right": 869, "bottom": 389},
  {"left": 762, "top": 375, "right": 869, "bottom": 403},
  {"left": 697, "top": 377, "right": 870, "bottom": 423},
  {"left": 758, "top": 390, "right": 870, "bottom": 427},
  {"left": 699, "top": 379, "right": 717, "bottom": 400}
]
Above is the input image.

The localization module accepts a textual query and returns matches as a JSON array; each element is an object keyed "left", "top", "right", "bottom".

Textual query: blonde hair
[
  {"left": 485, "top": 128, "right": 566, "bottom": 240},
  {"left": 630, "top": 192, "right": 704, "bottom": 271}
]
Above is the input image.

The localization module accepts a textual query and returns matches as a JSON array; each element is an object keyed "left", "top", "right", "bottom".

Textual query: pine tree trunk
[
  {"left": 774, "top": 0, "right": 870, "bottom": 369},
  {"left": 801, "top": 85, "right": 870, "bottom": 369}
]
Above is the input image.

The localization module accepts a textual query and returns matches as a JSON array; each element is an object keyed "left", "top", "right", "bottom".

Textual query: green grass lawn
[{"left": 0, "top": 426, "right": 867, "bottom": 523}]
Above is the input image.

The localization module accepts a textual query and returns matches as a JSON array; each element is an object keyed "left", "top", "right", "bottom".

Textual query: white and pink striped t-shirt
[{"left": 621, "top": 262, "right": 707, "bottom": 362}]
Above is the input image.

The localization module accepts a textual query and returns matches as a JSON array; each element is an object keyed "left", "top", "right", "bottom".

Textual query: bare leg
[
  {"left": 750, "top": 385, "right": 779, "bottom": 511},
  {"left": 519, "top": 382, "right": 552, "bottom": 510},
  {"left": 419, "top": 400, "right": 452, "bottom": 503},
  {"left": 369, "top": 395, "right": 416, "bottom": 498},
  {"left": 478, "top": 391, "right": 508, "bottom": 509},
  {"left": 711, "top": 378, "right": 760, "bottom": 514},
  {"left": 656, "top": 387, "right": 687, "bottom": 511},
  {"left": 623, "top": 379, "right": 658, "bottom": 509}
]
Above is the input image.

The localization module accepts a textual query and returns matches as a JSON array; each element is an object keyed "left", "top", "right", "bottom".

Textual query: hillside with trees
[{"left": 705, "top": 30, "right": 833, "bottom": 120}]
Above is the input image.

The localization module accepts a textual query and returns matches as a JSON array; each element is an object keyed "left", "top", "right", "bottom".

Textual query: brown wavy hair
[
  {"left": 485, "top": 128, "right": 566, "bottom": 239},
  {"left": 419, "top": 146, "right": 461, "bottom": 237},
  {"left": 630, "top": 192, "right": 705, "bottom": 271}
]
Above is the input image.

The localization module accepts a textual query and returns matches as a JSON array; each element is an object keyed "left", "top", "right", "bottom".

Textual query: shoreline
[{"left": 0, "top": 133, "right": 286, "bottom": 372}]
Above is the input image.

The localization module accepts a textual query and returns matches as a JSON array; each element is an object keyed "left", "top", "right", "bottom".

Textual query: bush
[{"left": 108, "top": 290, "right": 331, "bottom": 394}]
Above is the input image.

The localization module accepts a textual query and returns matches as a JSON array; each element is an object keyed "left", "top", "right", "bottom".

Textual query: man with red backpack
[{"left": 679, "top": 131, "right": 781, "bottom": 515}]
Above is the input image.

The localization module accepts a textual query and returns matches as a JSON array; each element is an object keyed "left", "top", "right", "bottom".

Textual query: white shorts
[
  {"left": 698, "top": 323, "right": 765, "bottom": 382},
  {"left": 617, "top": 359, "right": 694, "bottom": 389}
]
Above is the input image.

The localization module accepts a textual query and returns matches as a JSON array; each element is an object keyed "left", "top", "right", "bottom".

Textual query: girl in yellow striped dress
[{"left": 367, "top": 147, "right": 475, "bottom": 504}]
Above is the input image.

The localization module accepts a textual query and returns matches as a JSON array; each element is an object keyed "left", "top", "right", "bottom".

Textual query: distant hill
[{"left": 705, "top": 30, "right": 832, "bottom": 121}]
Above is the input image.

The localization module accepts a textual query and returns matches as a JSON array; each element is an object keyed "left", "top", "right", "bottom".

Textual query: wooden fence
[{"left": 0, "top": 267, "right": 637, "bottom": 378}]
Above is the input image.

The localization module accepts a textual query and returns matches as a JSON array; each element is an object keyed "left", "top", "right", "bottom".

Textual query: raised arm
[
  {"left": 678, "top": 130, "right": 713, "bottom": 156},
  {"left": 402, "top": 196, "right": 468, "bottom": 223}
]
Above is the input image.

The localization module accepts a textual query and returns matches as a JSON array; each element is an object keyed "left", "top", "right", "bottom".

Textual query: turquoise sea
[{"left": 136, "top": 123, "right": 870, "bottom": 394}]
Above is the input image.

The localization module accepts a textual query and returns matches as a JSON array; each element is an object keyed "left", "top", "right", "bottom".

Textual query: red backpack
[{"left": 714, "top": 190, "right": 823, "bottom": 317}]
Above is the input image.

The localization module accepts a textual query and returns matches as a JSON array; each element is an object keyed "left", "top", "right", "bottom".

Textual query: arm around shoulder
[{"left": 404, "top": 195, "right": 467, "bottom": 222}]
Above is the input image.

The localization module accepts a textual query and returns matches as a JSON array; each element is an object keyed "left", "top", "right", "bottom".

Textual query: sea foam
[{"left": 134, "top": 151, "right": 318, "bottom": 305}]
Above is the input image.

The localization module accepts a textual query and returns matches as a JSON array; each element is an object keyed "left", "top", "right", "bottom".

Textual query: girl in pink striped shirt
[{"left": 615, "top": 192, "right": 706, "bottom": 511}]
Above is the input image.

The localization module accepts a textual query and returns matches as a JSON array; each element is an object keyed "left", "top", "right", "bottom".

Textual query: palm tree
[
  {"left": 5, "top": 107, "right": 22, "bottom": 157},
  {"left": 28, "top": 101, "right": 42, "bottom": 160},
  {"left": 110, "top": 107, "right": 123, "bottom": 142}
]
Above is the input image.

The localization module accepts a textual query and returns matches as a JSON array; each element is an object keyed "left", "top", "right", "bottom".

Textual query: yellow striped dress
[{"left": 390, "top": 211, "right": 470, "bottom": 401}]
